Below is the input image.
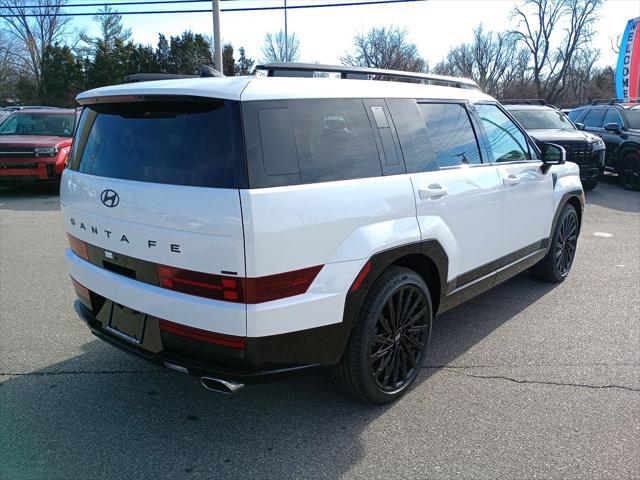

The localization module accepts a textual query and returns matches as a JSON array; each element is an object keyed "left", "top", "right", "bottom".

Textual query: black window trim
[
  {"left": 581, "top": 107, "right": 607, "bottom": 131},
  {"left": 415, "top": 99, "right": 488, "bottom": 170},
  {"left": 472, "top": 101, "right": 542, "bottom": 165},
  {"left": 604, "top": 108, "right": 625, "bottom": 129}
]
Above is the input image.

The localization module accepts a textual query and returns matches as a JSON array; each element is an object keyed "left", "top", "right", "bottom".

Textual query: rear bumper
[{"left": 74, "top": 300, "right": 326, "bottom": 383}]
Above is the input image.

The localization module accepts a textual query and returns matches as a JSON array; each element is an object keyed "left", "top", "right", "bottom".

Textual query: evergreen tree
[
  {"left": 167, "top": 31, "right": 213, "bottom": 75},
  {"left": 222, "top": 44, "right": 235, "bottom": 76},
  {"left": 234, "top": 47, "right": 254, "bottom": 75},
  {"left": 41, "top": 43, "right": 84, "bottom": 107},
  {"left": 156, "top": 34, "right": 171, "bottom": 72}
]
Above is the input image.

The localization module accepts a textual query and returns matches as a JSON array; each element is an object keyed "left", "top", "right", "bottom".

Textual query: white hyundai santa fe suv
[{"left": 62, "top": 63, "right": 584, "bottom": 404}]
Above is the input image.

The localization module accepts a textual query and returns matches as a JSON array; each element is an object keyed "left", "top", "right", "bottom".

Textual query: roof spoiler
[{"left": 255, "top": 63, "right": 480, "bottom": 90}]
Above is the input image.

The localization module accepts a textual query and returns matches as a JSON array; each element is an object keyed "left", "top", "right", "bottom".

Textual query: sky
[{"left": 71, "top": 0, "right": 640, "bottom": 68}]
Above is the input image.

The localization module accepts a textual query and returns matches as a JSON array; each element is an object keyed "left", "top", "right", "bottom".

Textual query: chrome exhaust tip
[{"left": 200, "top": 376, "right": 245, "bottom": 395}]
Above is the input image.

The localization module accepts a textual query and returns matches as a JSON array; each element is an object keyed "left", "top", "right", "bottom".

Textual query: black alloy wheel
[
  {"left": 620, "top": 154, "right": 640, "bottom": 191},
  {"left": 555, "top": 208, "right": 578, "bottom": 276},
  {"left": 530, "top": 203, "right": 579, "bottom": 283},
  {"left": 332, "top": 266, "right": 432, "bottom": 404},
  {"left": 370, "top": 285, "right": 429, "bottom": 393}
]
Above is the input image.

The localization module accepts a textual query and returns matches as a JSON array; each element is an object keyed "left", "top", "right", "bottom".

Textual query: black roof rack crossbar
[
  {"left": 124, "top": 65, "right": 224, "bottom": 83},
  {"left": 255, "top": 63, "right": 480, "bottom": 90},
  {"left": 591, "top": 98, "right": 640, "bottom": 105}
]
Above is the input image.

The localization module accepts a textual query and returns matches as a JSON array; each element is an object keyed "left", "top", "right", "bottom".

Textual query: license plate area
[{"left": 106, "top": 303, "right": 147, "bottom": 344}]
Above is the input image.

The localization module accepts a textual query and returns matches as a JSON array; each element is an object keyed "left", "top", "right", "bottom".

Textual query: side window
[
  {"left": 567, "top": 109, "right": 583, "bottom": 122},
  {"left": 582, "top": 109, "right": 606, "bottom": 128},
  {"left": 418, "top": 103, "right": 482, "bottom": 167},
  {"left": 475, "top": 104, "right": 531, "bottom": 162},
  {"left": 258, "top": 108, "right": 298, "bottom": 175},
  {"left": 289, "top": 99, "right": 382, "bottom": 184},
  {"left": 386, "top": 99, "right": 438, "bottom": 173},
  {"left": 602, "top": 108, "right": 623, "bottom": 127}
]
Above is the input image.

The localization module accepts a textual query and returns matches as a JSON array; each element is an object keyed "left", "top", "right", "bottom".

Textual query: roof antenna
[{"left": 201, "top": 65, "right": 224, "bottom": 78}]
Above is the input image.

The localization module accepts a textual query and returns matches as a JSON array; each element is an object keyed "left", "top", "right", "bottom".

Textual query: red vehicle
[{"left": 0, "top": 108, "right": 78, "bottom": 185}]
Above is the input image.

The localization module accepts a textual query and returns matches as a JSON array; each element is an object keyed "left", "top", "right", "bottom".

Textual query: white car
[{"left": 61, "top": 63, "right": 584, "bottom": 404}]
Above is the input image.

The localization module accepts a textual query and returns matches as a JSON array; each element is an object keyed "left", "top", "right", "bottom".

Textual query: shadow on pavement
[
  {"left": 584, "top": 174, "right": 640, "bottom": 214},
  {"left": 0, "top": 185, "right": 61, "bottom": 212},
  {"left": 0, "top": 272, "right": 556, "bottom": 479}
]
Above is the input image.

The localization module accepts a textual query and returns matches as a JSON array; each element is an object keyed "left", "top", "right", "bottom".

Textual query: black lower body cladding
[{"left": 74, "top": 298, "right": 341, "bottom": 384}]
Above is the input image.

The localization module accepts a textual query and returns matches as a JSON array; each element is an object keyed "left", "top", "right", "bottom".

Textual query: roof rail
[
  {"left": 499, "top": 98, "right": 547, "bottom": 105},
  {"left": 591, "top": 98, "right": 640, "bottom": 105},
  {"left": 124, "top": 65, "right": 224, "bottom": 83},
  {"left": 255, "top": 63, "right": 480, "bottom": 90}
]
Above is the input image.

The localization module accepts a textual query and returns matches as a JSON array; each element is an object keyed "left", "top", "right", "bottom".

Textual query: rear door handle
[
  {"left": 503, "top": 174, "right": 521, "bottom": 187},
  {"left": 418, "top": 184, "right": 448, "bottom": 200}
]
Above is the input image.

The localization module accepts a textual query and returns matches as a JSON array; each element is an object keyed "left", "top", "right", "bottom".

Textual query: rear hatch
[{"left": 61, "top": 97, "right": 248, "bottom": 333}]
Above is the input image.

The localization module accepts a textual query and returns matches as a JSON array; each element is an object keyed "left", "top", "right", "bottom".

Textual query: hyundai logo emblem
[{"left": 100, "top": 189, "right": 119, "bottom": 208}]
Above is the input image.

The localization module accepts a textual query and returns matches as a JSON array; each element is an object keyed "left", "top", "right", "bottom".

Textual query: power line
[
  {"left": 2, "top": 0, "right": 206, "bottom": 8},
  {"left": 0, "top": 0, "right": 255, "bottom": 7},
  {"left": 0, "top": 0, "right": 428, "bottom": 16}
]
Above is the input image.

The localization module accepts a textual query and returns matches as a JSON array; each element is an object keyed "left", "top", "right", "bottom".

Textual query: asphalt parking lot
[{"left": 1, "top": 176, "right": 638, "bottom": 480}]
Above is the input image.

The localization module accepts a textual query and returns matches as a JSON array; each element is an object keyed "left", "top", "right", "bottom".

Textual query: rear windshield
[
  {"left": 510, "top": 109, "right": 575, "bottom": 130},
  {"left": 0, "top": 113, "right": 76, "bottom": 137},
  {"left": 69, "top": 100, "right": 245, "bottom": 188}
]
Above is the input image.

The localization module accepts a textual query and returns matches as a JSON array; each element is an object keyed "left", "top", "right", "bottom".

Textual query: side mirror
[
  {"left": 575, "top": 122, "right": 585, "bottom": 130},
  {"left": 604, "top": 122, "right": 621, "bottom": 133},
  {"left": 540, "top": 143, "right": 566, "bottom": 166}
]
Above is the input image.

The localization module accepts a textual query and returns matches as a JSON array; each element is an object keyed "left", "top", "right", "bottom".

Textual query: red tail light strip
[
  {"left": 67, "top": 233, "right": 89, "bottom": 261},
  {"left": 67, "top": 235, "right": 322, "bottom": 304},
  {"left": 157, "top": 264, "right": 322, "bottom": 304},
  {"left": 244, "top": 265, "right": 323, "bottom": 304},
  {"left": 157, "top": 265, "right": 245, "bottom": 302},
  {"left": 158, "top": 319, "right": 246, "bottom": 349}
]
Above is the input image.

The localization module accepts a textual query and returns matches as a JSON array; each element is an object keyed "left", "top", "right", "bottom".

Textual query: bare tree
[
  {"left": 433, "top": 25, "right": 519, "bottom": 96},
  {"left": 510, "top": 0, "right": 603, "bottom": 103},
  {"left": 341, "top": 26, "right": 427, "bottom": 73},
  {"left": 0, "top": 0, "right": 71, "bottom": 100},
  {"left": 261, "top": 30, "right": 300, "bottom": 63},
  {"left": 0, "top": 29, "right": 19, "bottom": 102},
  {"left": 563, "top": 46, "right": 599, "bottom": 105}
]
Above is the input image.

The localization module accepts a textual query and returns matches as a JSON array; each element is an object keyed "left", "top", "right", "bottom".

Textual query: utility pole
[
  {"left": 284, "top": 0, "right": 288, "bottom": 61},
  {"left": 212, "top": 0, "right": 222, "bottom": 72}
]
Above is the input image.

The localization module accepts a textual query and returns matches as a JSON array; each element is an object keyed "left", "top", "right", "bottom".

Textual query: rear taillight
[
  {"left": 159, "top": 319, "right": 246, "bottom": 349},
  {"left": 157, "top": 265, "right": 244, "bottom": 302},
  {"left": 244, "top": 265, "right": 323, "bottom": 303},
  {"left": 67, "top": 234, "right": 88, "bottom": 260},
  {"left": 157, "top": 264, "right": 323, "bottom": 304}
]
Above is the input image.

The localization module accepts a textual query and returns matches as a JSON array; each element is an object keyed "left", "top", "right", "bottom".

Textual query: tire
[
  {"left": 619, "top": 154, "right": 640, "bottom": 191},
  {"left": 530, "top": 203, "right": 579, "bottom": 283},
  {"left": 332, "top": 266, "right": 432, "bottom": 404},
  {"left": 581, "top": 178, "right": 598, "bottom": 191}
]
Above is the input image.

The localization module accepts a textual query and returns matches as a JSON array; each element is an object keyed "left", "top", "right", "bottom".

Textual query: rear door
[
  {"left": 474, "top": 103, "right": 553, "bottom": 256},
  {"left": 62, "top": 98, "right": 247, "bottom": 287},
  {"left": 388, "top": 99, "right": 504, "bottom": 284}
]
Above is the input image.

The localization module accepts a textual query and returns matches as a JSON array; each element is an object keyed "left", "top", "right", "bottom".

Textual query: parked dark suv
[
  {"left": 504, "top": 100, "right": 605, "bottom": 190},
  {"left": 568, "top": 99, "right": 640, "bottom": 190}
]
